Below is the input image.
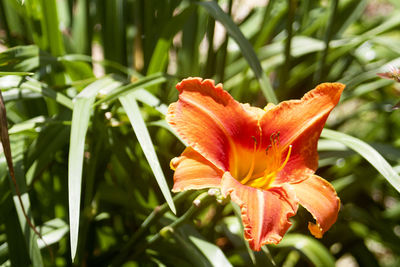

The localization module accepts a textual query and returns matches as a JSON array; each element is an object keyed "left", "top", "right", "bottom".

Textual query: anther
[
  {"left": 251, "top": 136, "right": 258, "bottom": 145},
  {"left": 266, "top": 144, "right": 272, "bottom": 153}
]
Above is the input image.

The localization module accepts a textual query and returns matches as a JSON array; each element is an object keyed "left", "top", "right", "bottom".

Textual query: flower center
[{"left": 239, "top": 132, "right": 292, "bottom": 189}]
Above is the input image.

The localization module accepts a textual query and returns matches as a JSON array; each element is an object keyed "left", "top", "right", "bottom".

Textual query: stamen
[
  {"left": 277, "top": 145, "right": 292, "bottom": 173},
  {"left": 251, "top": 136, "right": 258, "bottom": 145},
  {"left": 259, "top": 145, "right": 292, "bottom": 188},
  {"left": 245, "top": 144, "right": 293, "bottom": 189},
  {"left": 241, "top": 139, "right": 258, "bottom": 184}
]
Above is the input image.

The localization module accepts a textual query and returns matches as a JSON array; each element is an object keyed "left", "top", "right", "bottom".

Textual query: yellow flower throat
[{"left": 235, "top": 132, "right": 292, "bottom": 189}]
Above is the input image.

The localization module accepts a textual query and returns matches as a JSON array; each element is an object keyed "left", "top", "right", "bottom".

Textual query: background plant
[{"left": 1, "top": 0, "right": 400, "bottom": 266}]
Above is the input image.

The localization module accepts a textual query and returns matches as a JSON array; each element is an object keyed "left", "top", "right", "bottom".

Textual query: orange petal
[
  {"left": 166, "top": 78, "right": 259, "bottom": 171},
  {"left": 240, "top": 103, "right": 266, "bottom": 120},
  {"left": 260, "top": 83, "right": 345, "bottom": 184},
  {"left": 221, "top": 172, "right": 298, "bottom": 251},
  {"left": 291, "top": 175, "right": 340, "bottom": 238},
  {"left": 171, "top": 147, "right": 223, "bottom": 192}
]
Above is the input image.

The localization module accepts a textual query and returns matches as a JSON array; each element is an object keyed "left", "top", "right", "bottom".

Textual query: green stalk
[
  {"left": 254, "top": 0, "right": 287, "bottom": 51},
  {"left": 313, "top": 0, "right": 339, "bottom": 84},
  {"left": 135, "top": 193, "right": 214, "bottom": 253},
  {"left": 204, "top": 10, "right": 216, "bottom": 78},
  {"left": 111, "top": 191, "right": 193, "bottom": 265},
  {"left": 278, "top": 0, "right": 296, "bottom": 92},
  {"left": 216, "top": 0, "right": 232, "bottom": 83},
  {"left": 112, "top": 192, "right": 213, "bottom": 266}
]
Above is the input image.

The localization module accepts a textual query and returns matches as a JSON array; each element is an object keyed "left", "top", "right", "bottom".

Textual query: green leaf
[
  {"left": 0, "top": 71, "right": 34, "bottom": 76},
  {"left": 68, "top": 76, "right": 121, "bottom": 261},
  {"left": 8, "top": 116, "right": 46, "bottom": 135},
  {"left": 25, "top": 121, "right": 70, "bottom": 185},
  {"left": 0, "top": 84, "right": 43, "bottom": 266},
  {"left": 171, "top": 231, "right": 212, "bottom": 267},
  {"left": 0, "top": 75, "right": 73, "bottom": 109},
  {"left": 198, "top": 1, "right": 278, "bottom": 104},
  {"left": 188, "top": 235, "right": 232, "bottom": 267},
  {"left": 148, "top": 119, "right": 188, "bottom": 146},
  {"left": 94, "top": 73, "right": 168, "bottom": 106},
  {"left": 71, "top": 0, "right": 90, "bottom": 54},
  {"left": 41, "top": 0, "right": 65, "bottom": 56},
  {"left": 119, "top": 93, "right": 176, "bottom": 214},
  {"left": 277, "top": 234, "right": 335, "bottom": 267},
  {"left": 37, "top": 219, "right": 69, "bottom": 249},
  {"left": 179, "top": 225, "right": 233, "bottom": 267},
  {"left": 0, "top": 45, "right": 39, "bottom": 72},
  {"left": 321, "top": 129, "right": 400, "bottom": 194},
  {"left": 147, "top": 6, "right": 194, "bottom": 75},
  {"left": 2, "top": 194, "right": 31, "bottom": 267},
  {"left": 131, "top": 88, "right": 168, "bottom": 115}
]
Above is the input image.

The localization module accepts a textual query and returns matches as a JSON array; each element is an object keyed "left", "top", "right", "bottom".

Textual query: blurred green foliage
[{"left": 1, "top": 0, "right": 400, "bottom": 266}]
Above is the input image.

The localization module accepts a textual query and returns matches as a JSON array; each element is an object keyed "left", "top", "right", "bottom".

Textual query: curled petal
[
  {"left": 291, "top": 175, "right": 340, "bottom": 238},
  {"left": 171, "top": 147, "right": 223, "bottom": 192},
  {"left": 221, "top": 172, "right": 298, "bottom": 251},
  {"left": 166, "top": 78, "right": 259, "bottom": 171},
  {"left": 260, "top": 83, "right": 345, "bottom": 184}
]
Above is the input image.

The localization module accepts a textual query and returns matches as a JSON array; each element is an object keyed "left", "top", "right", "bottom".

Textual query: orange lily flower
[{"left": 167, "top": 78, "right": 344, "bottom": 251}]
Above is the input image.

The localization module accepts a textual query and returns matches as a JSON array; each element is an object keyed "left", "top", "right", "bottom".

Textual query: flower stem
[
  {"left": 131, "top": 192, "right": 214, "bottom": 259},
  {"left": 111, "top": 191, "right": 211, "bottom": 265}
]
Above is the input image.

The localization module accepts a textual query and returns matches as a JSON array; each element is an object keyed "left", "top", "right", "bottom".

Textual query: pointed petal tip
[
  {"left": 170, "top": 156, "right": 181, "bottom": 171},
  {"left": 291, "top": 175, "right": 340, "bottom": 238},
  {"left": 308, "top": 194, "right": 340, "bottom": 238},
  {"left": 308, "top": 222, "right": 323, "bottom": 238}
]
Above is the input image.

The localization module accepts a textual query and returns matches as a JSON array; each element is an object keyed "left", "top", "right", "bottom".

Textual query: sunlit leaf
[
  {"left": 321, "top": 129, "right": 400, "bottom": 193},
  {"left": 119, "top": 93, "right": 176, "bottom": 214},
  {"left": 277, "top": 234, "right": 335, "bottom": 267},
  {"left": 68, "top": 76, "right": 121, "bottom": 260}
]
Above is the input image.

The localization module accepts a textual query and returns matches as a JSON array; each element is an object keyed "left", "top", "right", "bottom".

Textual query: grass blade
[
  {"left": 2, "top": 194, "right": 31, "bottom": 267},
  {"left": 147, "top": 7, "right": 194, "bottom": 75},
  {"left": 0, "top": 71, "right": 33, "bottom": 76},
  {"left": 198, "top": 1, "right": 278, "bottom": 104},
  {"left": 68, "top": 77, "right": 121, "bottom": 261},
  {"left": 0, "top": 89, "right": 44, "bottom": 266},
  {"left": 94, "top": 72, "right": 167, "bottom": 106},
  {"left": 0, "top": 75, "right": 73, "bottom": 109},
  {"left": 321, "top": 129, "right": 400, "bottom": 193},
  {"left": 177, "top": 225, "right": 233, "bottom": 267},
  {"left": 119, "top": 93, "right": 176, "bottom": 214},
  {"left": 37, "top": 219, "right": 69, "bottom": 249},
  {"left": 41, "top": 0, "right": 65, "bottom": 56},
  {"left": 277, "top": 234, "right": 335, "bottom": 267}
]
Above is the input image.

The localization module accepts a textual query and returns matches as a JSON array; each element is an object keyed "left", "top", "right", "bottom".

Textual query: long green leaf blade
[
  {"left": 119, "top": 93, "right": 176, "bottom": 214},
  {"left": 0, "top": 71, "right": 33, "bottom": 76},
  {"left": 94, "top": 73, "right": 167, "bottom": 106},
  {"left": 321, "top": 129, "right": 400, "bottom": 193},
  {"left": 277, "top": 234, "right": 335, "bottom": 267},
  {"left": 68, "top": 77, "right": 121, "bottom": 261},
  {"left": 0, "top": 75, "right": 73, "bottom": 109}
]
